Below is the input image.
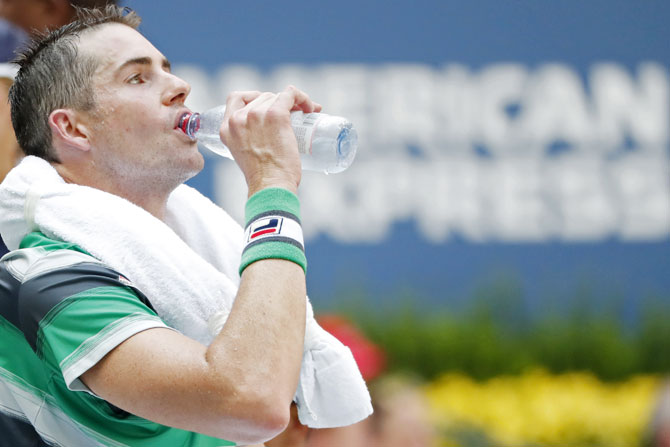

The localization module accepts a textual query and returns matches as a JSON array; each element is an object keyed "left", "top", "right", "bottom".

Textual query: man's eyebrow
[{"left": 116, "top": 56, "right": 172, "bottom": 73}]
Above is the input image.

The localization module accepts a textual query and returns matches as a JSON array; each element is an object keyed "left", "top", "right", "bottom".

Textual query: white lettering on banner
[
  {"left": 173, "top": 63, "right": 670, "bottom": 243},
  {"left": 591, "top": 63, "right": 669, "bottom": 151}
]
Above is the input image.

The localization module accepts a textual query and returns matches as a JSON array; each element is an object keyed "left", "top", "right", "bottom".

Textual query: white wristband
[{"left": 243, "top": 212, "right": 304, "bottom": 252}]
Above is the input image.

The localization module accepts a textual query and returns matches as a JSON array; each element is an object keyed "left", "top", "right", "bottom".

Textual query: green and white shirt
[{"left": 0, "top": 232, "right": 235, "bottom": 446}]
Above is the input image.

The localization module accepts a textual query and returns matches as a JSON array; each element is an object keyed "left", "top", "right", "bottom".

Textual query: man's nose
[{"left": 162, "top": 73, "right": 191, "bottom": 106}]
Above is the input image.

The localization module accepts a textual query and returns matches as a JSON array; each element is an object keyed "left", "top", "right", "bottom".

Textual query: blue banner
[{"left": 122, "top": 0, "right": 670, "bottom": 312}]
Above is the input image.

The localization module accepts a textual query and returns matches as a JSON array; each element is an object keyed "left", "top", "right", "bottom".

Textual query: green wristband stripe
[
  {"left": 240, "top": 188, "right": 306, "bottom": 275},
  {"left": 240, "top": 241, "right": 307, "bottom": 275},
  {"left": 244, "top": 235, "right": 304, "bottom": 254},
  {"left": 245, "top": 188, "right": 301, "bottom": 227}
]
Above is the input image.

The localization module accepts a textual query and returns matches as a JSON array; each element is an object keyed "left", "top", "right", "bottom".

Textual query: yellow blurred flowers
[{"left": 424, "top": 369, "right": 661, "bottom": 446}]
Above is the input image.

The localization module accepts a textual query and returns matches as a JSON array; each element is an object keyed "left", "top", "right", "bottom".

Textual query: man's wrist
[
  {"left": 247, "top": 180, "right": 298, "bottom": 198},
  {"left": 240, "top": 187, "right": 307, "bottom": 275}
]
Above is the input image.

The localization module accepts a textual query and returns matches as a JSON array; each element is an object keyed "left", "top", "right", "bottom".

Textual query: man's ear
[{"left": 48, "top": 108, "right": 92, "bottom": 154}]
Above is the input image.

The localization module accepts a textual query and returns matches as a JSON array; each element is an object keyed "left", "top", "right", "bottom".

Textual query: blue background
[{"left": 122, "top": 0, "right": 669, "bottom": 314}]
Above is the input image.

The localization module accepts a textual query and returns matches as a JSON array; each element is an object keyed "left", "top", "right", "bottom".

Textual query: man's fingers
[
  {"left": 222, "top": 87, "right": 320, "bottom": 142},
  {"left": 222, "top": 91, "right": 275, "bottom": 139},
  {"left": 242, "top": 92, "right": 281, "bottom": 123},
  {"left": 224, "top": 90, "right": 263, "bottom": 119},
  {"left": 225, "top": 87, "right": 321, "bottom": 120},
  {"left": 275, "top": 85, "right": 317, "bottom": 114}
]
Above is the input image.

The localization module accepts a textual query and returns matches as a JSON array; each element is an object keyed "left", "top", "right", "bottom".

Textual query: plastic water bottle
[{"left": 179, "top": 105, "right": 358, "bottom": 174}]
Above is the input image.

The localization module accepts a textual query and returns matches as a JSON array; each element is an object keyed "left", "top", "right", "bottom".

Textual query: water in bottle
[{"left": 178, "top": 105, "right": 357, "bottom": 174}]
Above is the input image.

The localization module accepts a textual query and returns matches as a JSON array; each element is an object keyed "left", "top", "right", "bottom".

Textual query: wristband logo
[{"left": 248, "top": 217, "right": 284, "bottom": 241}]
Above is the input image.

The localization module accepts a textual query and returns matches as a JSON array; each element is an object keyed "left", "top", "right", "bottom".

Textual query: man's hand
[{"left": 219, "top": 86, "right": 322, "bottom": 196}]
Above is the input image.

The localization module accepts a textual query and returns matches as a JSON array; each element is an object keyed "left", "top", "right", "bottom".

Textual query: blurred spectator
[
  {"left": 303, "top": 315, "right": 436, "bottom": 447},
  {"left": 645, "top": 380, "right": 670, "bottom": 447},
  {"left": 366, "top": 375, "right": 437, "bottom": 447},
  {"left": 0, "top": 0, "right": 118, "bottom": 35},
  {"left": 0, "top": 17, "right": 23, "bottom": 185},
  {"left": 305, "top": 375, "right": 436, "bottom": 447},
  {"left": 0, "top": 13, "right": 24, "bottom": 53},
  {"left": 0, "top": 19, "right": 23, "bottom": 256},
  {"left": 0, "top": 68, "right": 18, "bottom": 180}
]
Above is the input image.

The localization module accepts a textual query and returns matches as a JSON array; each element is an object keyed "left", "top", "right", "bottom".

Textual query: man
[{"left": 0, "top": 6, "right": 333, "bottom": 446}]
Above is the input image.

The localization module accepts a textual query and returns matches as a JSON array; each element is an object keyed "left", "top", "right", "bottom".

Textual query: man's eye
[{"left": 127, "top": 74, "right": 142, "bottom": 84}]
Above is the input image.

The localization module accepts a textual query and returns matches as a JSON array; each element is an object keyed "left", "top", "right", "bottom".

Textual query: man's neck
[{"left": 54, "top": 164, "right": 172, "bottom": 221}]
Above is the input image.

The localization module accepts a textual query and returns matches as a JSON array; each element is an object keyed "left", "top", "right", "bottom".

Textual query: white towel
[{"left": 0, "top": 156, "right": 372, "bottom": 428}]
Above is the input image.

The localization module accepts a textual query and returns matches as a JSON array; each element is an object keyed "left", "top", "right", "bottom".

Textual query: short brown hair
[{"left": 8, "top": 6, "right": 141, "bottom": 162}]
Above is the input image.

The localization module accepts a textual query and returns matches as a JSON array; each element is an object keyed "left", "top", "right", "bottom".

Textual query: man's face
[{"left": 77, "top": 23, "right": 203, "bottom": 190}]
